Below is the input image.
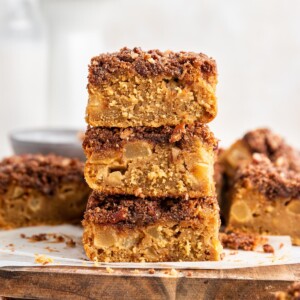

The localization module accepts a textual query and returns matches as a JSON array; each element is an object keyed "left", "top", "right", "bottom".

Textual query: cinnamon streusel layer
[{"left": 220, "top": 128, "right": 300, "bottom": 179}]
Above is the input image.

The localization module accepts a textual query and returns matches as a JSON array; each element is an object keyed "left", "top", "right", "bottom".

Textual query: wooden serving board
[{"left": 0, "top": 264, "right": 299, "bottom": 300}]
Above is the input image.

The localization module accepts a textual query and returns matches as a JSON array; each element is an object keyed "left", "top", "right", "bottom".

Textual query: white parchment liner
[{"left": 0, "top": 225, "right": 299, "bottom": 269}]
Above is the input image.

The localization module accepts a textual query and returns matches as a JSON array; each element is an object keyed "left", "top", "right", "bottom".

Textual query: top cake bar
[{"left": 86, "top": 47, "right": 218, "bottom": 127}]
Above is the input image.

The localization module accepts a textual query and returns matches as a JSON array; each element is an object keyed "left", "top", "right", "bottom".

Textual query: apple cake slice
[
  {"left": 0, "top": 154, "right": 90, "bottom": 228},
  {"left": 83, "top": 123, "right": 217, "bottom": 199},
  {"left": 86, "top": 47, "right": 218, "bottom": 127},
  {"left": 82, "top": 192, "right": 222, "bottom": 262},
  {"left": 225, "top": 154, "right": 300, "bottom": 245}
]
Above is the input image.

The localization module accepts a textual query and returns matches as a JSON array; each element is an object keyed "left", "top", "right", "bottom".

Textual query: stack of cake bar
[{"left": 82, "top": 47, "right": 223, "bottom": 262}]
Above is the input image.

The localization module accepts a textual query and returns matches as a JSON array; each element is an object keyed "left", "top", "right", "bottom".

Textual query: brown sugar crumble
[
  {"left": 219, "top": 230, "right": 265, "bottom": 251},
  {"left": 148, "top": 268, "right": 155, "bottom": 275},
  {"left": 263, "top": 244, "right": 275, "bottom": 254},
  {"left": 243, "top": 128, "right": 300, "bottom": 172},
  {"left": 28, "top": 234, "right": 48, "bottom": 242},
  {"left": 65, "top": 239, "right": 76, "bottom": 248},
  {"left": 83, "top": 123, "right": 218, "bottom": 153},
  {"left": 186, "top": 271, "right": 193, "bottom": 277},
  {"left": 0, "top": 154, "right": 85, "bottom": 196},
  {"left": 84, "top": 192, "right": 218, "bottom": 226},
  {"left": 235, "top": 154, "right": 300, "bottom": 201},
  {"left": 21, "top": 232, "right": 77, "bottom": 248},
  {"left": 89, "top": 47, "right": 217, "bottom": 86},
  {"left": 44, "top": 246, "right": 59, "bottom": 253}
]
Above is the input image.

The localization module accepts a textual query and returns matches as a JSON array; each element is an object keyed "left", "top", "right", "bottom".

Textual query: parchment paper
[{"left": 0, "top": 225, "right": 299, "bottom": 269}]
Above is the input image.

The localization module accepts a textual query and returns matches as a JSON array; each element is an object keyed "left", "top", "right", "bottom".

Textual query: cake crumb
[
  {"left": 164, "top": 268, "right": 178, "bottom": 276},
  {"left": 21, "top": 233, "right": 77, "bottom": 246},
  {"left": 65, "top": 239, "right": 76, "bottom": 248},
  {"left": 220, "top": 231, "right": 265, "bottom": 251},
  {"left": 279, "top": 243, "right": 284, "bottom": 249},
  {"left": 186, "top": 271, "right": 192, "bottom": 277},
  {"left": 170, "top": 268, "right": 178, "bottom": 276},
  {"left": 6, "top": 243, "right": 15, "bottom": 252},
  {"left": 148, "top": 268, "right": 155, "bottom": 274},
  {"left": 263, "top": 244, "right": 274, "bottom": 253},
  {"left": 44, "top": 246, "right": 59, "bottom": 253},
  {"left": 53, "top": 234, "right": 65, "bottom": 243},
  {"left": 35, "top": 254, "right": 54, "bottom": 265},
  {"left": 29, "top": 234, "right": 48, "bottom": 242},
  {"left": 106, "top": 267, "right": 114, "bottom": 273}
]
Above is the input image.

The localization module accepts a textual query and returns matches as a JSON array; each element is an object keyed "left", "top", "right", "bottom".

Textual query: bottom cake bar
[
  {"left": 225, "top": 154, "right": 300, "bottom": 245},
  {"left": 83, "top": 193, "right": 222, "bottom": 262}
]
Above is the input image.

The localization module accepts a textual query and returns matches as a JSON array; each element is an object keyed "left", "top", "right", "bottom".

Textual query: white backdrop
[{"left": 0, "top": 0, "right": 299, "bottom": 158}]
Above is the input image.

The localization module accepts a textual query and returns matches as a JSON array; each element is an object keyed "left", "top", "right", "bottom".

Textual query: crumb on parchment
[
  {"left": 20, "top": 232, "right": 77, "bottom": 248},
  {"left": 106, "top": 267, "right": 114, "bottom": 273},
  {"left": 164, "top": 268, "right": 179, "bottom": 276},
  {"left": 65, "top": 239, "right": 76, "bottom": 248},
  {"left": 34, "top": 254, "right": 54, "bottom": 265},
  {"left": 263, "top": 244, "right": 275, "bottom": 253}
]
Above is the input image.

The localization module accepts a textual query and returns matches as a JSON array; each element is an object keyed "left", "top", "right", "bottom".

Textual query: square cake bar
[
  {"left": 224, "top": 154, "right": 300, "bottom": 245},
  {"left": 0, "top": 154, "right": 90, "bottom": 228},
  {"left": 82, "top": 192, "right": 222, "bottom": 262},
  {"left": 83, "top": 123, "right": 218, "bottom": 199},
  {"left": 86, "top": 47, "right": 218, "bottom": 127}
]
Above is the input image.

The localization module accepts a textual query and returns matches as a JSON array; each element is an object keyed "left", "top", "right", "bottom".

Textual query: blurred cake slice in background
[
  {"left": 224, "top": 154, "right": 300, "bottom": 245},
  {"left": 82, "top": 192, "right": 222, "bottom": 262},
  {"left": 220, "top": 128, "right": 300, "bottom": 180},
  {"left": 0, "top": 154, "right": 90, "bottom": 228},
  {"left": 86, "top": 47, "right": 218, "bottom": 127},
  {"left": 218, "top": 128, "right": 300, "bottom": 223}
]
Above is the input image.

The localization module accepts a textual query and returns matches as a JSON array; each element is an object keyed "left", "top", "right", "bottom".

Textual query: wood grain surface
[{"left": 0, "top": 264, "right": 299, "bottom": 300}]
